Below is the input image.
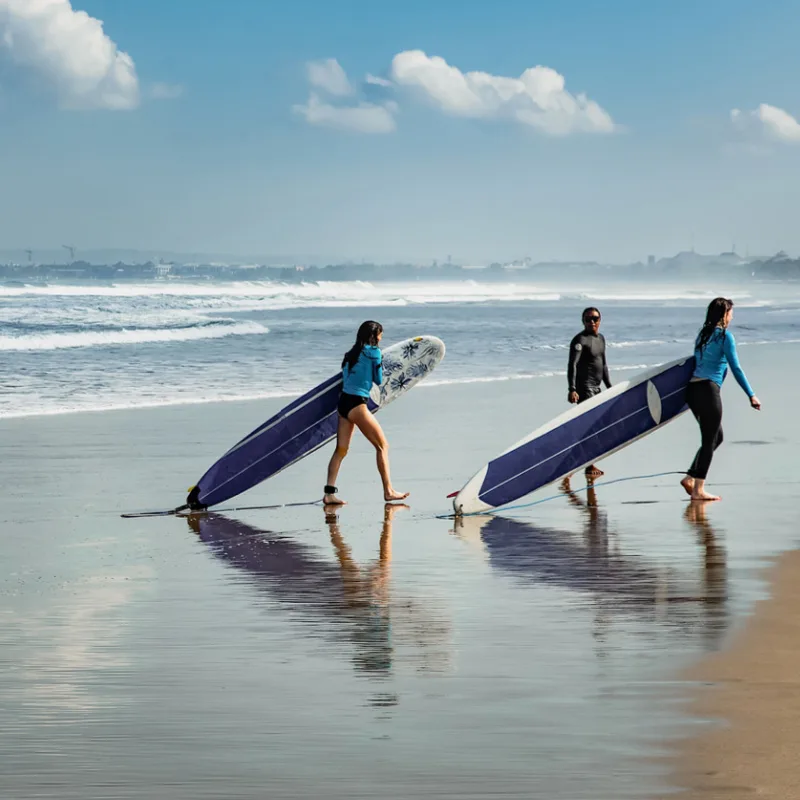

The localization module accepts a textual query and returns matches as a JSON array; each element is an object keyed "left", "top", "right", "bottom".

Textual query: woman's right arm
[{"left": 372, "top": 351, "right": 383, "bottom": 387}]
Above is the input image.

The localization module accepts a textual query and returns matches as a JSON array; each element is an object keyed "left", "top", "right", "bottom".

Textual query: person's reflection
[
  {"left": 561, "top": 474, "right": 614, "bottom": 654},
  {"left": 186, "top": 504, "right": 449, "bottom": 693},
  {"left": 684, "top": 501, "right": 728, "bottom": 618},
  {"left": 560, "top": 474, "right": 614, "bottom": 562},
  {"left": 324, "top": 504, "right": 406, "bottom": 677},
  {"left": 453, "top": 478, "right": 729, "bottom": 643}
]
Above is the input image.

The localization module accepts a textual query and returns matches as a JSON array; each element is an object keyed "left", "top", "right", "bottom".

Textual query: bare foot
[
  {"left": 323, "top": 494, "right": 346, "bottom": 506},
  {"left": 691, "top": 491, "right": 721, "bottom": 502},
  {"left": 384, "top": 490, "right": 409, "bottom": 502},
  {"left": 680, "top": 476, "right": 694, "bottom": 497},
  {"left": 585, "top": 465, "right": 604, "bottom": 478}
]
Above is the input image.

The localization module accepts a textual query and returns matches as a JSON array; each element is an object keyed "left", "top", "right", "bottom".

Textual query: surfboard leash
[
  {"left": 121, "top": 499, "right": 324, "bottom": 519},
  {"left": 436, "top": 471, "right": 689, "bottom": 520}
]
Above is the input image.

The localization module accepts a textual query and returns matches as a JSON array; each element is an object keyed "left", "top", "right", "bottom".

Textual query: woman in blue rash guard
[
  {"left": 681, "top": 298, "right": 761, "bottom": 502},
  {"left": 323, "top": 321, "right": 409, "bottom": 506}
]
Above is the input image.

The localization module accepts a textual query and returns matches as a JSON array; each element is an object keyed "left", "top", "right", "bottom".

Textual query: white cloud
[
  {"left": 296, "top": 59, "right": 397, "bottom": 134},
  {"left": 0, "top": 0, "right": 139, "bottom": 110},
  {"left": 294, "top": 93, "right": 397, "bottom": 134},
  {"left": 731, "top": 104, "right": 800, "bottom": 144},
  {"left": 365, "top": 73, "right": 393, "bottom": 88},
  {"left": 389, "top": 50, "right": 615, "bottom": 136},
  {"left": 307, "top": 58, "right": 352, "bottom": 97},
  {"left": 295, "top": 51, "right": 614, "bottom": 137},
  {"left": 150, "top": 82, "right": 183, "bottom": 101}
]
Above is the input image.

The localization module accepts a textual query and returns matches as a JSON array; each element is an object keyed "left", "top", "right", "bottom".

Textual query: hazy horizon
[{"left": 0, "top": 245, "right": 790, "bottom": 269}]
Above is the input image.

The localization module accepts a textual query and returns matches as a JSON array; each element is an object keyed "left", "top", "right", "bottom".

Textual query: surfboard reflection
[
  {"left": 453, "top": 477, "right": 728, "bottom": 644},
  {"left": 187, "top": 505, "right": 451, "bottom": 698}
]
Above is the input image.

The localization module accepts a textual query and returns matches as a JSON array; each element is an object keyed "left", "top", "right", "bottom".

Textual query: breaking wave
[{"left": 0, "top": 321, "right": 268, "bottom": 351}]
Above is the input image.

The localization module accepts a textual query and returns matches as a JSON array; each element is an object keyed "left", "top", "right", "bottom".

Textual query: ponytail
[
  {"left": 696, "top": 297, "right": 733, "bottom": 352},
  {"left": 342, "top": 320, "right": 383, "bottom": 370}
]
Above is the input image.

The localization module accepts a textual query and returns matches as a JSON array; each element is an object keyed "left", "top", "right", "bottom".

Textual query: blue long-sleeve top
[
  {"left": 342, "top": 345, "right": 383, "bottom": 397},
  {"left": 693, "top": 327, "right": 754, "bottom": 397}
]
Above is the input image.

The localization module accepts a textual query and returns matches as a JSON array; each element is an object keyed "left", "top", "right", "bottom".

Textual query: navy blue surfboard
[
  {"left": 188, "top": 335, "right": 445, "bottom": 509},
  {"left": 453, "top": 356, "right": 695, "bottom": 515}
]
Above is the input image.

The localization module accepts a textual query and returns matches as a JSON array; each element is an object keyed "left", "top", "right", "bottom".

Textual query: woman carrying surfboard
[
  {"left": 324, "top": 321, "right": 409, "bottom": 506},
  {"left": 681, "top": 298, "right": 761, "bottom": 502}
]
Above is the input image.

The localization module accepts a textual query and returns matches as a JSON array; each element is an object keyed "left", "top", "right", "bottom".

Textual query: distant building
[{"left": 647, "top": 255, "right": 656, "bottom": 267}]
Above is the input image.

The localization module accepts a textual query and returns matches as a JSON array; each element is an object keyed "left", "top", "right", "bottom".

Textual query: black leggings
[{"left": 686, "top": 380, "right": 723, "bottom": 480}]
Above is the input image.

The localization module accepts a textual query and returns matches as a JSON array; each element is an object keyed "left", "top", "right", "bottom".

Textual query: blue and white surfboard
[
  {"left": 190, "top": 335, "right": 445, "bottom": 509},
  {"left": 452, "top": 356, "right": 695, "bottom": 515}
]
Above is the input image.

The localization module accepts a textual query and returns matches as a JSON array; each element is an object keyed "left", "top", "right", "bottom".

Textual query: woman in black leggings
[{"left": 680, "top": 298, "right": 761, "bottom": 502}]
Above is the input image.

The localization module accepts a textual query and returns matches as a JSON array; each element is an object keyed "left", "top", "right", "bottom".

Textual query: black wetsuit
[{"left": 567, "top": 331, "right": 611, "bottom": 401}]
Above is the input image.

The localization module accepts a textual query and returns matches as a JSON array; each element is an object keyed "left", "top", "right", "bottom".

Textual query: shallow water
[{"left": 1, "top": 346, "right": 797, "bottom": 799}]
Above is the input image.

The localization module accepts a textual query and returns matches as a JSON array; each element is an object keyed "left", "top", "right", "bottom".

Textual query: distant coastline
[{"left": 1, "top": 249, "right": 799, "bottom": 284}]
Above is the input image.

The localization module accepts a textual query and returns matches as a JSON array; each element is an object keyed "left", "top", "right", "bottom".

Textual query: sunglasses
[{"left": 585, "top": 315, "right": 601, "bottom": 322}]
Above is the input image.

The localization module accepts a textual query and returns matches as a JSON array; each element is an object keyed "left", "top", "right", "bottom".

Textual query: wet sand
[
  {"left": 0, "top": 344, "right": 798, "bottom": 799},
  {"left": 655, "top": 549, "right": 800, "bottom": 799}
]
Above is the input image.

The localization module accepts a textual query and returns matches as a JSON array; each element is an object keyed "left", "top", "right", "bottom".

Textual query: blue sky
[{"left": 1, "top": 0, "right": 799, "bottom": 263}]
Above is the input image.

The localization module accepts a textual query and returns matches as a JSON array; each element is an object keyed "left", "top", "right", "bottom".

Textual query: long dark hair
[
  {"left": 342, "top": 320, "right": 383, "bottom": 370},
  {"left": 696, "top": 297, "right": 733, "bottom": 351}
]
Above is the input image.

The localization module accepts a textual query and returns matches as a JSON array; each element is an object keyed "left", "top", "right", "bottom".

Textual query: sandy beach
[
  {"left": 1, "top": 344, "right": 798, "bottom": 799},
  {"left": 655, "top": 548, "right": 800, "bottom": 799}
]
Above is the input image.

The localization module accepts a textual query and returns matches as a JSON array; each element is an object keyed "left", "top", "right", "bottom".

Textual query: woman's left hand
[{"left": 750, "top": 395, "right": 762, "bottom": 410}]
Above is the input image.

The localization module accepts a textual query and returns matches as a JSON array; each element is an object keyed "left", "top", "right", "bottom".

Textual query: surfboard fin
[{"left": 186, "top": 485, "right": 207, "bottom": 512}]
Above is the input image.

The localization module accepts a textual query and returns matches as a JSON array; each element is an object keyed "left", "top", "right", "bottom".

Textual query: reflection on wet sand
[
  {"left": 187, "top": 505, "right": 451, "bottom": 701},
  {"left": 7, "top": 566, "right": 153, "bottom": 715},
  {"left": 453, "top": 476, "right": 729, "bottom": 645},
  {"left": 683, "top": 500, "right": 728, "bottom": 607}
]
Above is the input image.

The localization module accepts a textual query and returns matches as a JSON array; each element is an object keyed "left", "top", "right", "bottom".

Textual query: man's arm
[
  {"left": 567, "top": 335, "right": 580, "bottom": 393},
  {"left": 601, "top": 336, "right": 612, "bottom": 388}
]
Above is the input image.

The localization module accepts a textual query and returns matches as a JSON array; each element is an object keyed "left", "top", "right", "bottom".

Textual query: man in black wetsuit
[{"left": 567, "top": 306, "right": 611, "bottom": 477}]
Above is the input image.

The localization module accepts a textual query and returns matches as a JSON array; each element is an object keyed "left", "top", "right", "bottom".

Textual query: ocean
[{"left": 1, "top": 278, "right": 798, "bottom": 419}]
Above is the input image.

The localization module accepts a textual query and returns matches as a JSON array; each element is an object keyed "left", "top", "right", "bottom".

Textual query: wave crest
[{"left": 0, "top": 321, "right": 268, "bottom": 351}]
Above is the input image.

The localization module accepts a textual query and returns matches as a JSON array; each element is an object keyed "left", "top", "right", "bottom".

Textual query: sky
[{"left": 1, "top": 0, "right": 799, "bottom": 264}]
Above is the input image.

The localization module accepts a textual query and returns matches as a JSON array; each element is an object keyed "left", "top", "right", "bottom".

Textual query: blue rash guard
[
  {"left": 342, "top": 345, "right": 383, "bottom": 397},
  {"left": 692, "top": 327, "right": 754, "bottom": 398}
]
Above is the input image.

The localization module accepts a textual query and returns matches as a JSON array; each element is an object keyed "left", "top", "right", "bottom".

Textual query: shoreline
[
  {"left": 4, "top": 338, "right": 799, "bottom": 423},
  {"left": 655, "top": 549, "right": 800, "bottom": 799},
  {"left": 0, "top": 360, "right": 671, "bottom": 422}
]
